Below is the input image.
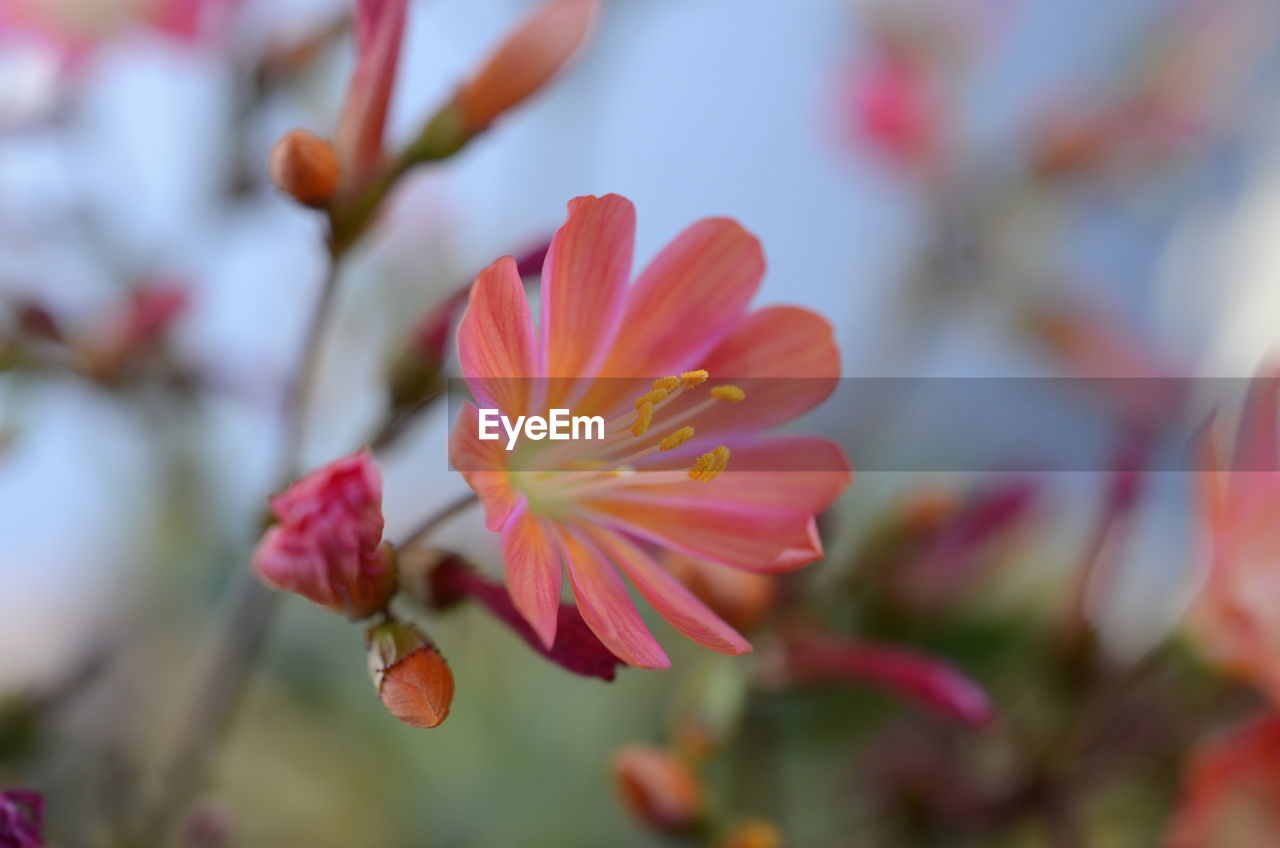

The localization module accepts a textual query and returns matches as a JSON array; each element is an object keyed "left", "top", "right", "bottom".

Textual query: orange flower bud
[
  {"left": 663, "top": 552, "right": 776, "bottom": 633},
  {"left": 722, "top": 819, "right": 782, "bottom": 848},
  {"left": 455, "top": 0, "right": 599, "bottom": 134},
  {"left": 268, "top": 129, "right": 341, "bottom": 208},
  {"left": 366, "top": 621, "right": 454, "bottom": 728},
  {"left": 612, "top": 745, "right": 703, "bottom": 834}
]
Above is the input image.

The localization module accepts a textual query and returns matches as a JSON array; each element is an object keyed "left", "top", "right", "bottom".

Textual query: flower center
[{"left": 514, "top": 371, "right": 746, "bottom": 509}]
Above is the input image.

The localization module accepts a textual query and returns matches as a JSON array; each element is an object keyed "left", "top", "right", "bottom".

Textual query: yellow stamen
[
  {"left": 653, "top": 376, "right": 680, "bottom": 391},
  {"left": 634, "top": 387, "right": 669, "bottom": 409},
  {"left": 687, "top": 446, "right": 730, "bottom": 482},
  {"left": 659, "top": 426, "right": 695, "bottom": 452},
  {"left": 710, "top": 385, "right": 746, "bottom": 402},
  {"left": 631, "top": 403, "right": 654, "bottom": 437},
  {"left": 680, "top": 369, "right": 709, "bottom": 388}
]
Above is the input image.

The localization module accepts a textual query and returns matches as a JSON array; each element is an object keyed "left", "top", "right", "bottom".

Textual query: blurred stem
[
  {"left": 141, "top": 256, "right": 344, "bottom": 843},
  {"left": 395, "top": 493, "right": 479, "bottom": 549}
]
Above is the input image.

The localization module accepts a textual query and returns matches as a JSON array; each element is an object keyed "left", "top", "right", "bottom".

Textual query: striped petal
[
  {"left": 457, "top": 256, "right": 539, "bottom": 417},
  {"left": 589, "top": 527, "right": 750, "bottom": 655},
  {"left": 500, "top": 502, "right": 563, "bottom": 648},
  {"left": 557, "top": 526, "right": 669, "bottom": 668}
]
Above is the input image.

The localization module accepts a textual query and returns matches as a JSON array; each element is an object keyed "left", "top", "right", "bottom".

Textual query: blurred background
[{"left": 4, "top": 0, "right": 1280, "bottom": 844}]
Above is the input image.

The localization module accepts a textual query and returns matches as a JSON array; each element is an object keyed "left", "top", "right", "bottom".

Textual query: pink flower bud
[
  {"left": 0, "top": 789, "right": 44, "bottom": 848},
  {"left": 455, "top": 0, "right": 599, "bottom": 134},
  {"left": 252, "top": 450, "right": 394, "bottom": 619},
  {"left": 366, "top": 620, "right": 454, "bottom": 728},
  {"left": 612, "top": 746, "right": 703, "bottom": 835}
]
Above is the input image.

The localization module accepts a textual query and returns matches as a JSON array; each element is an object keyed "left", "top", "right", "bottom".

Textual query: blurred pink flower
[
  {"left": 253, "top": 449, "right": 394, "bottom": 619},
  {"left": 1191, "top": 373, "right": 1280, "bottom": 703},
  {"left": 0, "top": 789, "right": 43, "bottom": 848},
  {"left": 0, "top": 0, "right": 237, "bottom": 59},
  {"left": 845, "top": 45, "right": 940, "bottom": 172},
  {"left": 450, "top": 194, "right": 851, "bottom": 668},
  {"left": 1168, "top": 714, "right": 1280, "bottom": 848}
]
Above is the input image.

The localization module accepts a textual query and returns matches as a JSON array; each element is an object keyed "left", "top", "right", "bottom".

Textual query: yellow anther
[
  {"left": 710, "top": 385, "right": 746, "bottom": 402},
  {"left": 631, "top": 403, "right": 654, "bottom": 437},
  {"left": 687, "top": 452, "right": 713, "bottom": 481},
  {"left": 634, "top": 387, "right": 669, "bottom": 409},
  {"left": 680, "top": 369, "right": 709, "bottom": 387},
  {"left": 659, "top": 426, "right": 695, "bottom": 452},
  {"left": 687, "top": 446, "right": 730, "bottom": 482},
  {"left": 653, "top": 376, "right": 680, "bottom": 391}
]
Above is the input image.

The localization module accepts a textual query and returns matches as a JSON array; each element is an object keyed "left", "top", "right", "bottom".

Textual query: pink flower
[
  {"left": 450, "top": 194, "right": 852, "bottom": 668},
  {"left": 1191, "top": 372, "right": 1280, "bottom": 703},
  {"left": 0, "top": 789, "right": 43, "bottom": 848},
  {"left": 0, "top": 0, "right": 237, "bottom": 61},
  {"left": 253, "top": 449, "right": 394, "bottom": 619},
  {"left": 1168, "top": 714, "right": 1280, "bottom": 848},
  {"left": 845, "top": 46, "right": 940, "bottom": 171}
]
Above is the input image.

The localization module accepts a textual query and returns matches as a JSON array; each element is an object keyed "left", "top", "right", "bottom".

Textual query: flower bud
[
  {"left": 612, "top": 745, "right": 702, "bottom": 834},
  {"left": 252, "top": 450, "right": 395, "bottom": 619},
  {"left": 366, "top": 620, "right": 454, "bottom": 728},
  {"left": 268, "top": 129, "right": 341, "bottom": 208},
  {"left": 1169, "top": 715, "right": 1280, "bottom": 848},
  {"left": 722, "top": 819, "right": 782, "bottom": 848},
  {"left": 455, "top": 0, "right": 599, "bottom": 134}
]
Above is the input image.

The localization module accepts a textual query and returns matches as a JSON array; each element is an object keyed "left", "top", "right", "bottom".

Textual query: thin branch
[
  {"left": 395, "top": 493, "right": 479, "bottom": 549},
  {"left": 141, "top": 258, "right": 343, "bottom": 841}
]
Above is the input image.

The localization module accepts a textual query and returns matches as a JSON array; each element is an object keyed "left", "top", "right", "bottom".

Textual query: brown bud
[
  {"left": 612, "top": 745, "right": 703, "bottom": 834},
  {"left": 366, "top": 621, "right": 454, "bottom": 728},
  {"left": 268, "top": 129, "right": 341, "bottom": 208},
  {"left": 722, "top": 819, "right": 783, "bottom": 848}
]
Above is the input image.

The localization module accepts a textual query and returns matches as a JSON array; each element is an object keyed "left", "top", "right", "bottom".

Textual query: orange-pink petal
[
  {"left": 501, "top": 503, "right": 563, "bottom": 649},
  {"left": 598, "top": 217, "right": 764, "bottom": 382},
  {"left": 557, "top": 527, "right": 669, "bottom": 668},
  {"left": 540, "top": 195, "right": 635, "bottom": 393},
  {"left": 584, "top": 496, "right": 825, "bottom": 573},
  {"left": 448, "top": 402, "right": 521, "bottom": 531},
  {"left": 589, "top": 527, "right": 751, "bottom": 656},
  {"left": 457, "top": 256, "right": 539, "bottom": 417}
]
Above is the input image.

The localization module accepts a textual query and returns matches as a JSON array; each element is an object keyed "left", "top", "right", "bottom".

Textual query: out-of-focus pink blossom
[
  {"left": 1168, "top": 714, "right": 1280, "bottom": 848},
  {"left": 85, "top": 283, "right": 189, "bottom": 379},
  {"left": 890, "top": 477, "right": 1039, "bottom": 609},
  {"left": 335, "top": 0, "right": 409, "bottom": 191},
  {"left": 1191, "top": 372, "right": 1280, "bottom": 704},
  {"left": 0, "top": 789, "right": 44, "bottom": 848},
  {"left": 779, "top": 629, "right": 996, "bottom": 727},
  {"left": 253, "top": 449, "right": 394, "bottom": 619},
  {"left": 845, "top": 46, "right": 940, "bottom": 172},
  {"left": 0, "top": 0, "right": 238, "bottom": 61},
  {"left": 429, "top": 556, "right": 623, "bottom": 681}
]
